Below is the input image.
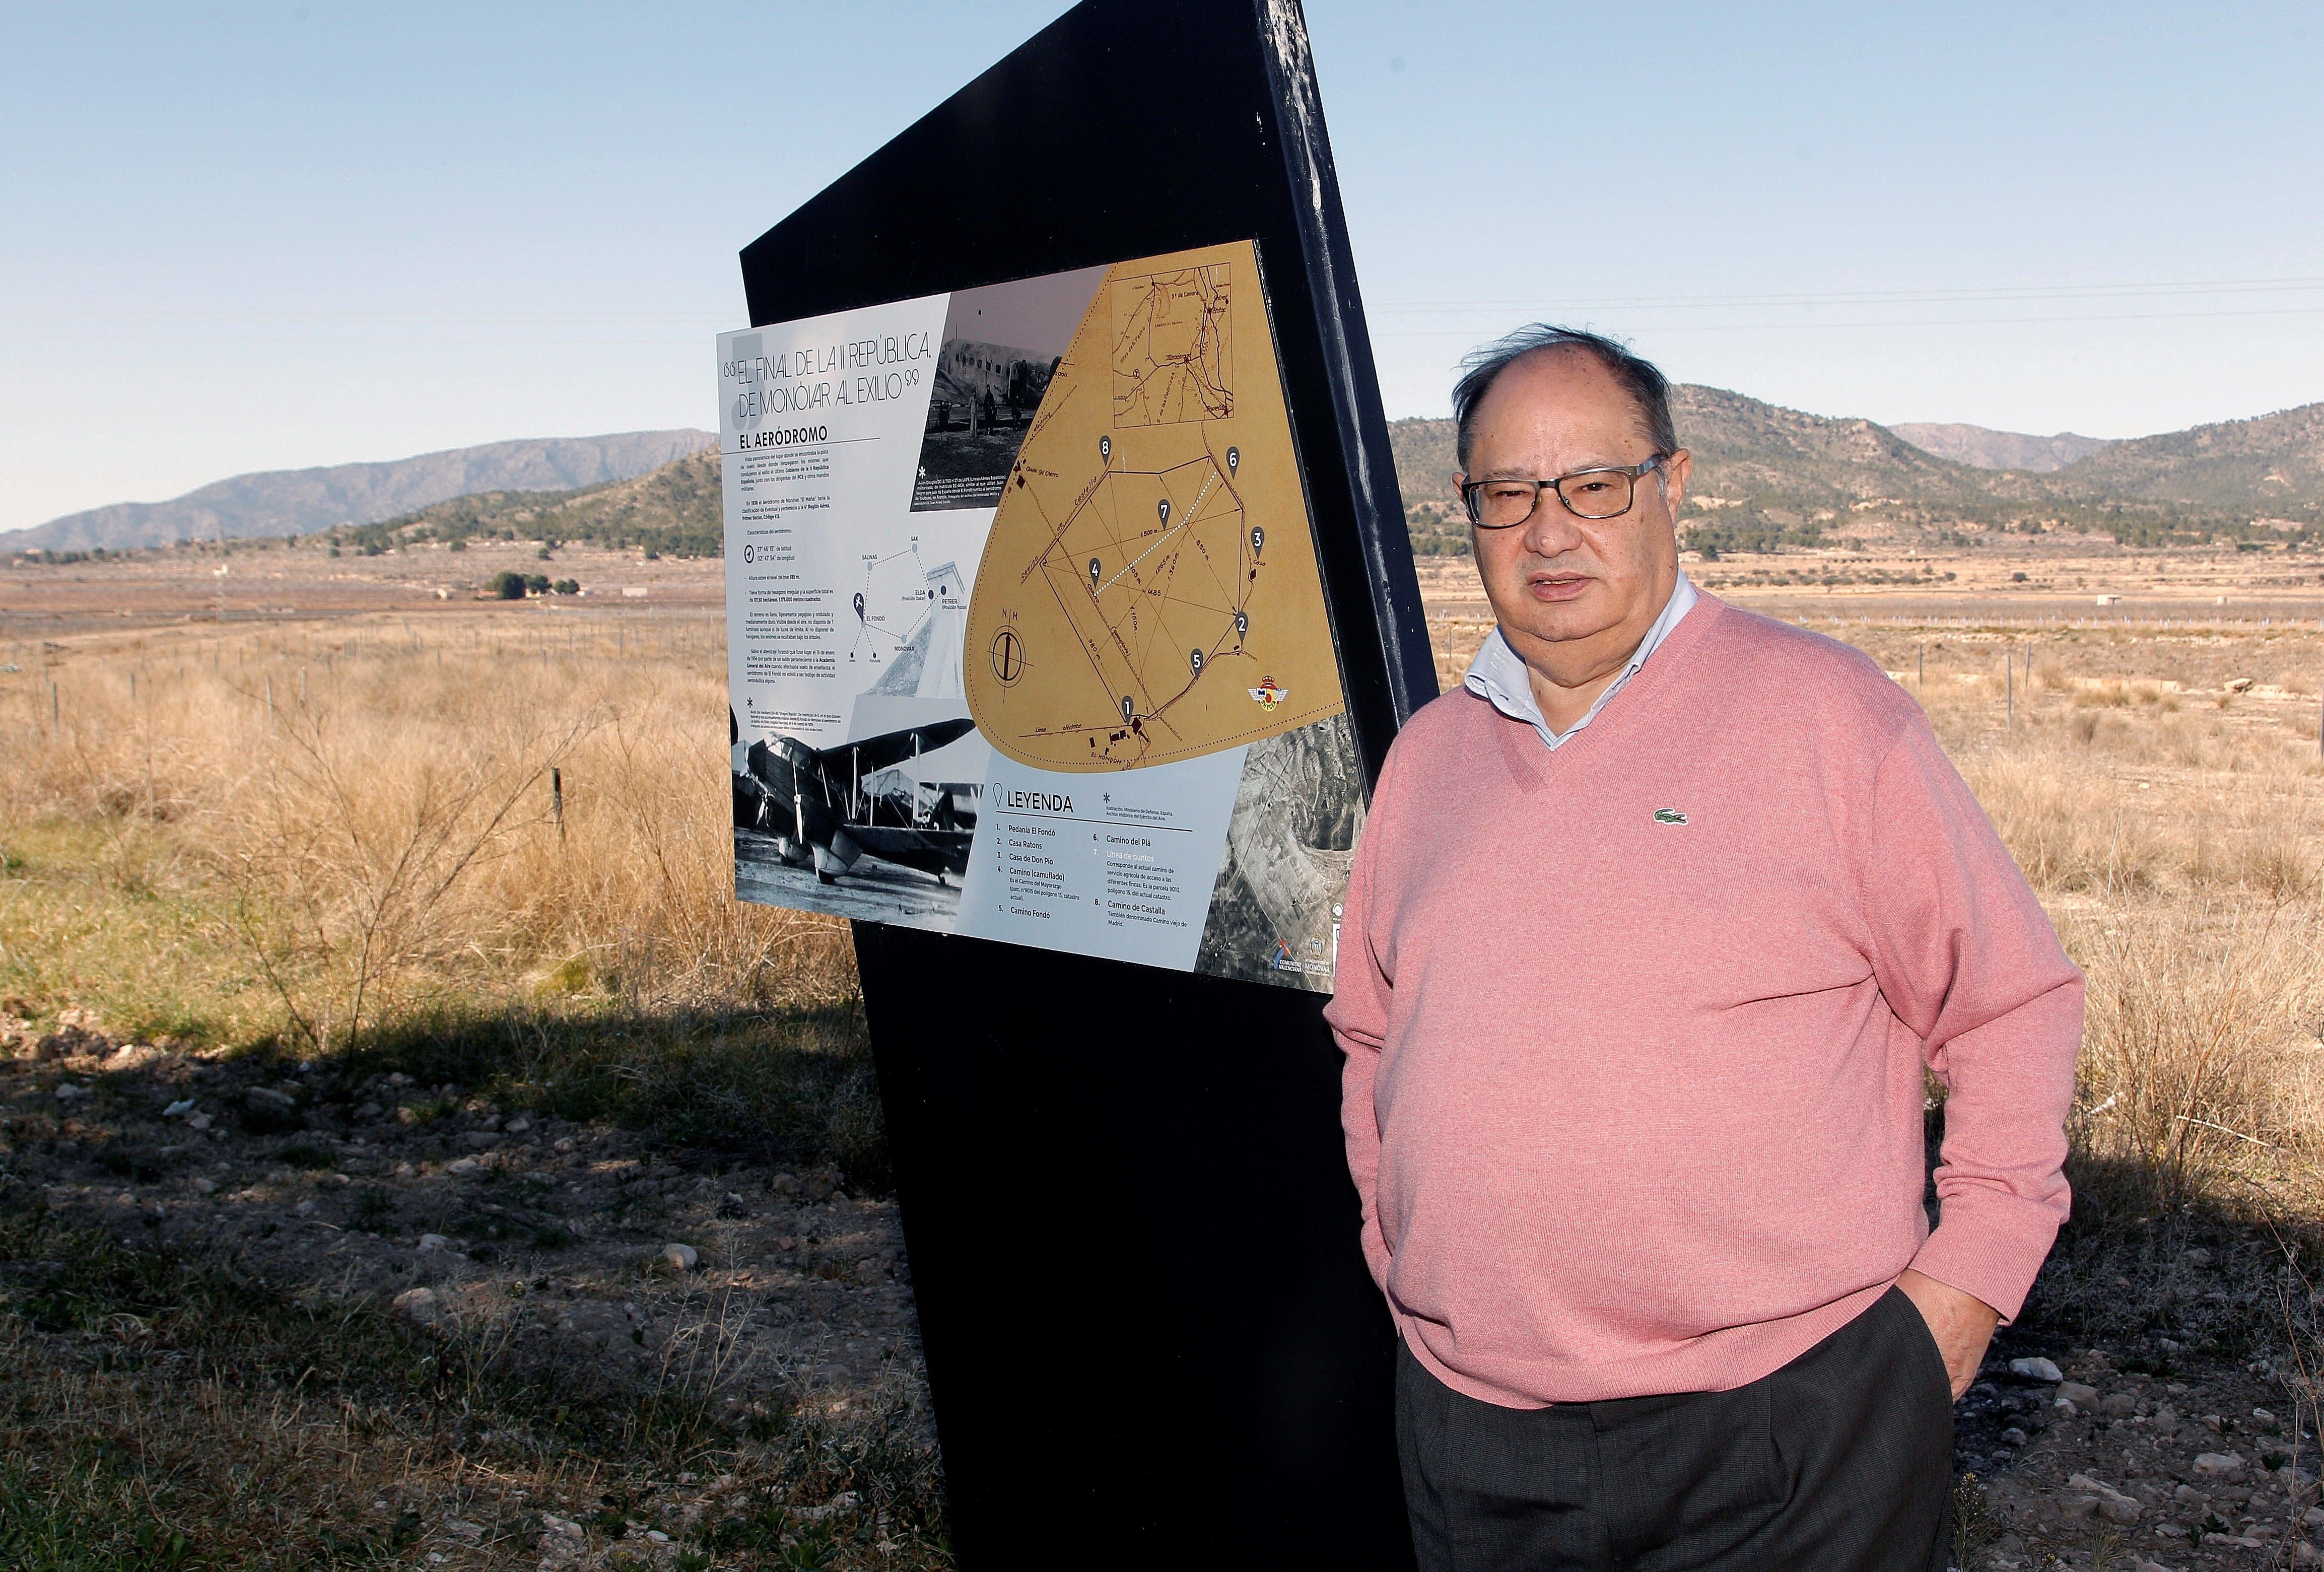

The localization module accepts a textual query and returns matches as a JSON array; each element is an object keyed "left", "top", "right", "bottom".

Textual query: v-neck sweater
[{"left": 1326, "top": 595, "right": 2083, "bottom": 1408}]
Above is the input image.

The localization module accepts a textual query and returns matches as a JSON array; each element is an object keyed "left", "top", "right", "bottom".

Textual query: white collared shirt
[{"left": 1463, "top": 573, "right": 1698, "bottom": 750}]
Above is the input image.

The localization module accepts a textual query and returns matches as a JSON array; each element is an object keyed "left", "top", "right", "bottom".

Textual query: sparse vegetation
[
  {"left": 1, "top": 614, "right": 914, "bottom": 1566},
  {"left": 8, "top": 552, "right": 2324, "bottom": 1565}
]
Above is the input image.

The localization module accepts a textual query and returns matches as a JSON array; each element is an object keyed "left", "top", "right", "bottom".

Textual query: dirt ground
[
  {"left": 0, "top": 538, "right": 719, "bottom": 647},
  {"left": 3, "top": 1011, "right": 932, "bottom": 1568}
]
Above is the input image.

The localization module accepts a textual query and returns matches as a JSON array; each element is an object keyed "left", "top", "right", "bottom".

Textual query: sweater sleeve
[
  {"left": 1325, "top": 767, "right": 1397, "bottom": 1294},
  {"left": 1862, "top": 718, "right": 2084, "bottom": 1323}
]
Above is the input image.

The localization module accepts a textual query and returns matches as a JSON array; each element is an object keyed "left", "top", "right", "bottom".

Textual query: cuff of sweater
[{"left": 1908, "top": 1192, "right": 2065, "bottom": 1324}]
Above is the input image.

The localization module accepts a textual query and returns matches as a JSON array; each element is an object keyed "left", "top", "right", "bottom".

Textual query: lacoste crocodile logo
[{"left": 1653, "top": 808, "right": 1688, "bottom": 826}]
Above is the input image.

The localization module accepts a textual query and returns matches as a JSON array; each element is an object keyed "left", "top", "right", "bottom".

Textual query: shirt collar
[{"left": 1464, "top": 572, "right": 1697, "bottom": 750}]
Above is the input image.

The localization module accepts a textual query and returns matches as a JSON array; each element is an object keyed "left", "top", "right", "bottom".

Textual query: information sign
[
  {"left": 725, "top": 3, "right": 1436, "bottom": 1566},
  {"left": 723, "top": 242, "right": 1362, "bottom": 986}
]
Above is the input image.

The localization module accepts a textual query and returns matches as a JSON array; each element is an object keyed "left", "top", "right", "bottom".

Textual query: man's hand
[{"left": 1896, "top": 1268, "right": 2000, "bottom": 1401}]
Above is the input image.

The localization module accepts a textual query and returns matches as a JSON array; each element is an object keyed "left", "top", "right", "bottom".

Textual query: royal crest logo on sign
[{"left": 1248, "top": 676, "right": 1287, "bottom": 711}]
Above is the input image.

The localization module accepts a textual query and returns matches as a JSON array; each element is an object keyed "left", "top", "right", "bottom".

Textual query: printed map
[
  {"left": 1111, "top": 265, "right": 1234, "bottom": 427},
  {"left": 964, "top": 241, "right": 1346, "bottom": 772}
]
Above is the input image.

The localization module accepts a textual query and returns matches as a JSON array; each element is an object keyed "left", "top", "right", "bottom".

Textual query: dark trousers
[{"left": 1395, "top": 1288, "right": 1954, "bottom": 1572}]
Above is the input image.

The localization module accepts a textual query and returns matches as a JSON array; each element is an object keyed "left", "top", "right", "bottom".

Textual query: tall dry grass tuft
[
  {"left": 218, "top": 673, "right": 597, "bottom": 1054},
  {"left": 2065, "top": 902, "right": 2324, "bottom": 1207},
  {"left": 1898, "top": 655, "right": 2324, "bottom": 1276}
]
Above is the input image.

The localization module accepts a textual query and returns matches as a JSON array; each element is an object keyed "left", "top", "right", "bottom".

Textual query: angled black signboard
[{"left": 732, "top": 3, "right": 1431, "bottom": 1565}]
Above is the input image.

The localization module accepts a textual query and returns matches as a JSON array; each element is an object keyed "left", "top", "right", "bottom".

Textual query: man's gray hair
[{"left": 1451, "top": 325, "right": 1679, "bottom": 472}]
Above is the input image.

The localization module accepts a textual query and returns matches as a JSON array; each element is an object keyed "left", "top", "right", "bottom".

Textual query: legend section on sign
[{"left": 956, "top": 750, "right": 1247, "bottom": 970}]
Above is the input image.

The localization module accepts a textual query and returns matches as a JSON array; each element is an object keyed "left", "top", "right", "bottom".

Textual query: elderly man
[{"left": 1327, "top": 326, "right": 2082, "bottom": 1570}]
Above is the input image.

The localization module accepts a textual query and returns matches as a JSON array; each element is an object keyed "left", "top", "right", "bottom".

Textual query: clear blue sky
[{"left": 4, "top": 1, "right": 2320, "bottom": 531}]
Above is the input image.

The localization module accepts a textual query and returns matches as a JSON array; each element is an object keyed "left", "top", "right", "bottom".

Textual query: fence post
[
  {"left": 552, "top": 768, "right": 565, "bottom": 843},
  {"left": 2006, "top": 652, "right": 2014, "bottom": 728}
]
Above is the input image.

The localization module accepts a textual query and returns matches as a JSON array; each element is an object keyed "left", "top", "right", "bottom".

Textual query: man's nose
[{"left": 1521, "top": 499, "right": 1583, "bottom": 556}]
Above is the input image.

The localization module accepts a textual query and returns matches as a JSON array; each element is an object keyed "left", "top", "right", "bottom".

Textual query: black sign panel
[{"left": 738, "top": 4, "right": 1432, "bottom": 1566}]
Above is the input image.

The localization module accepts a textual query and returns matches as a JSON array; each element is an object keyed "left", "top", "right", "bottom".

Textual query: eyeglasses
[{"left": 1461, "top": 456, "right": 1667, "bottom": 528}]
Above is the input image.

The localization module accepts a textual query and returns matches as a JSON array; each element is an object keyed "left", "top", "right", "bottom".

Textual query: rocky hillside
[
  {"left": 1384, "top": 388, "right": 2010, "bottom": 555},
  {"left": 359, "top": 448, "right": 723, "bottom": 558},
  {"left": 2040, "top": 402, "right": 2324, "bottom": 520}
]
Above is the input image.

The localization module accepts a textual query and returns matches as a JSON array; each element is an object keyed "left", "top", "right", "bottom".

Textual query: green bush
[{"left": 488, "top": 571, "right": 527, "bottom": 600}]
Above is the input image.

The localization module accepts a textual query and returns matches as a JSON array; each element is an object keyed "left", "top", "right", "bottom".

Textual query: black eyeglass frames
[{"left": 1461, "top": 456, "right": 1667, "bottom": 528}]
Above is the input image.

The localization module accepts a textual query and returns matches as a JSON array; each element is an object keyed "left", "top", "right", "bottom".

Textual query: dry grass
[
  {"left": 0, "top": 618, "right": 854, "bottom": 1047},
  {"left": 8, "top": 603, "right": 2324, "bottom": 1556},
  {"left": 1, "top": 616, "right": 922, "bottom": 1567},
  {"left": 1860, "top": 636, "right": 2324, "bottom": 1359}
]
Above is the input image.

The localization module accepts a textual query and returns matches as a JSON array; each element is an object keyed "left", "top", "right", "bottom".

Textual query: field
[{"left": 5, "top": 533, "right": 2324, "bottom": 1569}]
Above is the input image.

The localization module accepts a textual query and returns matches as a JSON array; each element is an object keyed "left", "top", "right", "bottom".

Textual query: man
[{"left": 1327, "top": 326, "right": 2082, "bottom": 1570}]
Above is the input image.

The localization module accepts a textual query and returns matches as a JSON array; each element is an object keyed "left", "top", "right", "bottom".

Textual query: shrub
[{"left": 488, "top": 571, "right": 527, "bottom": 600}]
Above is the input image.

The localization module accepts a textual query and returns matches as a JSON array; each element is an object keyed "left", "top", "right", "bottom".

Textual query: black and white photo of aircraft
[{"left": 732, "top": 719, "right": 979, "bottom": 886}]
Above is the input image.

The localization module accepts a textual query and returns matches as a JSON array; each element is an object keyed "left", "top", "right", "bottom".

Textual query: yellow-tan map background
[{"left": 963, "top": 241, "right": 1346, "bottom": 772}]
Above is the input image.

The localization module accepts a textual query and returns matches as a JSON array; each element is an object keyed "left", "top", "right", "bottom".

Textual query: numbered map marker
[
  {"left": 1100, "top": 435, "right": 1111, "bottom": 462},
  {"left": 1226, "top": 446, "right": 1239, "bottom": 475},
  {"left": 1250, "top": 526, "right": 1265, "bottom": 556},
  {"left": 1189, "top": 648, "right": 1205, "bottom": 674},
  {"left": 1157, "top": 499, "right": 1170, "bottom": 526},
  {"left": 1089, "top": 558, "right": 1102, "bottom": 588}
]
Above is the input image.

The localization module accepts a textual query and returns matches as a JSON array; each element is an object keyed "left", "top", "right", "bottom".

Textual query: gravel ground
[
  {"left": 3, "top": 1031, "right": 924, "bottom": 1420},
  {"left": 1955, "top": 1348, "right": 2321, "bottom": 1568},
  {"left": 6, "top": 1014, "right": 2320, "bottom": 1570}
]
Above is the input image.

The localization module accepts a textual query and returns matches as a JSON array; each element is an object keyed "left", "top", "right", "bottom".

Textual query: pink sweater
[{"left": 1327, "top": 596, "right": 2082, "bottom": 1408}]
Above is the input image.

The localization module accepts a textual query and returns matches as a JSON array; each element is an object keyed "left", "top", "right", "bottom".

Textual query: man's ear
[{"left": 1659, "top": 449, "right": 1693, "bottom": 516}]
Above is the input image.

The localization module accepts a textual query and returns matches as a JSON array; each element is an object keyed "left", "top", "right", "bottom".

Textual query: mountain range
[
  {"left": 1889, "top": 424, "right": 2109, "bottom": 472},
  {"left": 5, "top": 430, "right": 716, "bottom": 553},
  {"left": 17, "top": 392, "right": 2322, "bottom": 564},
  {"left": 1393, "top": 388, "right": 2324, "bottom": 556}
]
